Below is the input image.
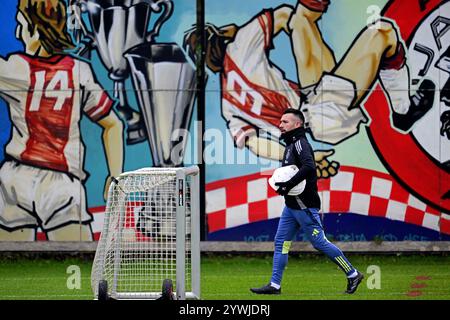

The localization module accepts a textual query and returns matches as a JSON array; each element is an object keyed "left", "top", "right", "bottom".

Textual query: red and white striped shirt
[
  {"left": 221, "top": 10, "right": 301, "bottom": 147},
  {"left": 0, "top": 53, "right": 113, "bottom": 179}
]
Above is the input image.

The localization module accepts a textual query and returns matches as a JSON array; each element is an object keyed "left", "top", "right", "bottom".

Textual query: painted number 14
[{"left": 29, "top": 70, "right": 72, "bottom": 111}]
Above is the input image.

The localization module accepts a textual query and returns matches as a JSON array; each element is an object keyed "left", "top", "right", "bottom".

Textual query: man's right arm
[
  {"left": 292, "top": 138, "right": 316, "bottom": 182},
  {"left": 274, "top": 137, "right": 316, "bottom": 195}
]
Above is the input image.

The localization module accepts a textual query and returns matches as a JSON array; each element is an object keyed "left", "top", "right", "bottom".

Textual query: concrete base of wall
[
  {"left": 200, "top": 241, "right": 450, "bottom": 253},
  {"left": 1, "top": 241, "right": 450, "bottom": 254}
]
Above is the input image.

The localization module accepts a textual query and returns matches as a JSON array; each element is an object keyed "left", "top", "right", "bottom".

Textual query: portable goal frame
[{"left": 91, "top": 166, "right": 200, "bottom": 300}]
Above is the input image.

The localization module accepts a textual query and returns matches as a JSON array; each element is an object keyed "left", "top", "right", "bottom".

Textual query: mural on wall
[
  {"left": 201, "top": 0, "right": 450, "bottom": 241},
  {"left": 70, "top": 0, "right": 196, "bottom": 167},
  {"left": 0, "top": 0, "right": 449, "bottom": 243},
  {"left": 0, "top": 0, "right": 124, "bottom": 241},
  {"left": 0, "top": 0, "right": 198, "bottom": 241}
]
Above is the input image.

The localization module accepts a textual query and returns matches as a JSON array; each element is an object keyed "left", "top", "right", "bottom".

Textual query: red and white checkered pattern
[
  {"left": 34, "top": 165, "right": 450, "bottom": 240},
  {"left": 205, "top": 166, "right": 450, "bottom": 235},
  {"left": 36, "top": 204, "right": 149, "bottom": 242}
]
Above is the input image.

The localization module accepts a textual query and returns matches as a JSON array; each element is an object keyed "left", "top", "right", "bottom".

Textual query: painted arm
[
  {"left": 218, "top": 4, "right": 293, "bottom": 39},
  {"left": 0, "top": 56, "right": 8, "bottom": 93},
  {"left": 97, "top": 111, "right": 124, "bottom": 201},
  {"left": 246, "top": 135, "right": 340, "bottom": 178},
  {"left": 273, "top": 5, "right": 294, "bottom": 35},
  {"left": 219, "top": 24, "right": 238, "bottom": 39},
  {"left": 245, "top": 135, "right": 285, "bottom": 161}
]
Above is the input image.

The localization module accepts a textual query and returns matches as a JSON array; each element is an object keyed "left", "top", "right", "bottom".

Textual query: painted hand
[{"left": 314, "top": 149, "right": 340, "bottom": 179}]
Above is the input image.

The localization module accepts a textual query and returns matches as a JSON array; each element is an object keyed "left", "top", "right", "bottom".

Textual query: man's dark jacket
[{"left": 280, "top": 127, "right": 321, "bottom": 210}]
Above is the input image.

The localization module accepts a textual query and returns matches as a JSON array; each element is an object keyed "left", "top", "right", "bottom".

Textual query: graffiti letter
[
  {"left": 431, "top": 16, "right": 450, "bottom": 50},
  {"left": 413, "top": 43, "right": 434, "bottom": 76}
]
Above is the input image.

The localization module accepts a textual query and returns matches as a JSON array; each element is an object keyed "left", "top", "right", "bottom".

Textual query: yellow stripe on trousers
[
  {"left": 282, "top": 241, "right": 292, "bottom": 254},
  {"left": 336, "top": 256, "right": 351, "bottom": 272}
]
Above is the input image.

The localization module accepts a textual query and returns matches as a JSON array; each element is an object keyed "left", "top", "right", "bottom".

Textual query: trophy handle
[
  {"left": 146, "top": 0, "right": 174, "bottom": 43},
  {"left": 71, "top": 0, "right": 98, "bottom": 51}
]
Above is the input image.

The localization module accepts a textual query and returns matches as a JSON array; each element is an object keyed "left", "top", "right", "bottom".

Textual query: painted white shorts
[
  {"left": 301, "top": 74, "right": 368, "bottom": 145},
  {"left": 0, "top": 160, "right": 92, "bottom": 231}
]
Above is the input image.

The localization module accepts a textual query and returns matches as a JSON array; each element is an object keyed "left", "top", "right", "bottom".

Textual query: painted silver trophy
[
  {"left": 125, "top": 43, "right": 197, "bottom": 237},
  {"left": 125, "top": 43, "right": 197, "bottom": 167},
  {"left": 72, "top": 0, "right": 173, "bottom": 145}
]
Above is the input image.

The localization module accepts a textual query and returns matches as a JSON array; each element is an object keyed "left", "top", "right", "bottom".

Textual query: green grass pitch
[{"left": 0, "top": 254, "right": 449, "bottom": 300}]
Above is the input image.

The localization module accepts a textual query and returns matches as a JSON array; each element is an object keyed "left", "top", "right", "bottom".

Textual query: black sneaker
[
  {"left": 392, "top": 79, "right": 435, "bottom": 132},
  {"left": 250, "top": 283, "right": 281, "bottom": 295},
  {"left": 345, "top": 271, "right": 364, "bottom": 294}
]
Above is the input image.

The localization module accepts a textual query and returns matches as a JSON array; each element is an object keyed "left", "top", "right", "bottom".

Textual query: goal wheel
[
  {"left": 98, "top": 280, "right": 109, "bottom": 301},
  {"left": 160, "top": 278, "right": 174, "bottom": 300}
]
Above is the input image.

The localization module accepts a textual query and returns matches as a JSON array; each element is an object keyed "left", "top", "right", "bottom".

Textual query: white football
[{"left": 268, "top": 165, "right": 306, "bottom": 196}]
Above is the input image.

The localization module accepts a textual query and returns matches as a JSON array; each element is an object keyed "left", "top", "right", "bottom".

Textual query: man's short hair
[{"left": 283, "top": 108, "right": 305, "bottom": 124}]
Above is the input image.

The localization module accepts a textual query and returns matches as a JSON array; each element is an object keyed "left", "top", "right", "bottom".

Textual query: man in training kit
[{"left": 250, "top": 109, "right": 364, "bottom": 295}]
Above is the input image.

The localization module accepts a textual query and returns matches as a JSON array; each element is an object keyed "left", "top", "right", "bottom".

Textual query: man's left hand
[{"left": 275, "top": 181, "right": 294, "bottom": 196}]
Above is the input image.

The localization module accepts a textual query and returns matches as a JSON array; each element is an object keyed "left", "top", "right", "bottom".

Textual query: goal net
[{"left": 91, "top": 166, "right": 200, "bottom": 300}]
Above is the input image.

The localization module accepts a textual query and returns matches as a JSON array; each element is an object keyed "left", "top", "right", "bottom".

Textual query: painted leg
[
  {"left": 0, "top": 228, "right": 35, "bottom": 241},
  {"left": 333, "top": 19, "right": 399, "bottom": 104},
  {"left": 47, "top": 223, "right": 93, "bottom": 241},
  {"left": 335, "top": 19, "right": 436, "bottom": 131},
  {"left": 289, "top": 1, "right": 336, "bottom": 89}
]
